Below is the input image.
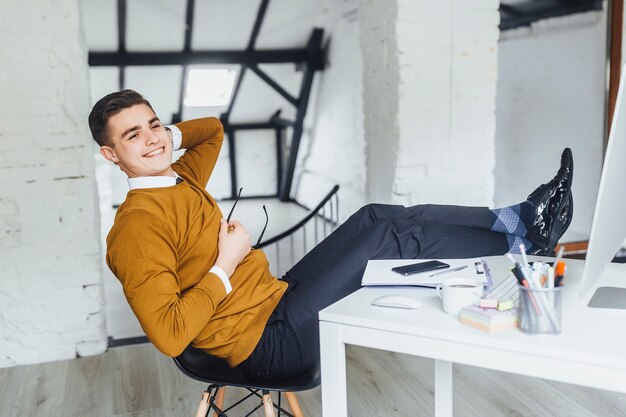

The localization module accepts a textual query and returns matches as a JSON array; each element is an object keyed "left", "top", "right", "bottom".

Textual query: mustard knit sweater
[{"left": 106, "top": 117, "right": 287, "bottom": 367}]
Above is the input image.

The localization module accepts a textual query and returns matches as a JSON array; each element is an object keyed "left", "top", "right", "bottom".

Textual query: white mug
[{"left": 436, "top": 277, "right": 483, "bottom": 315}]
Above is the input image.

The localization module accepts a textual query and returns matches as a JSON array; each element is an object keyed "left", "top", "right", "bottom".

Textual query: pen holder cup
[{"left": 517, "top": 286, "right": 563, "bottom": 335}]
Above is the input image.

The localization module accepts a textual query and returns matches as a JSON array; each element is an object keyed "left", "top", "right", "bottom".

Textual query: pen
[
  {"left": 554, "top": 246, "right": 565, "bottom": 266},
  {"left": 429, "top": 265, "right": 468, "bottom": 277}
]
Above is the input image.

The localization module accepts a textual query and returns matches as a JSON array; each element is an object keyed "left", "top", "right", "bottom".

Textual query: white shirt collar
[{"left": 128, "top": 174, "right": 182, "bottom": 190}]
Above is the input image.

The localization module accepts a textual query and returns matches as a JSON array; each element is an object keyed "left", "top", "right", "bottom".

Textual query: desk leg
[
  {"left": 320, "top": 322, "right": 348, "bottom": 417},
  {"left": 435, "top": 359, "right": 453, "bottom": 417}
]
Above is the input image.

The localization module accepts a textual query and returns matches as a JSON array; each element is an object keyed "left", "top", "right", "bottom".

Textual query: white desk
[{"left": 319, "top": 256, "right": 626, "bottom": 417}]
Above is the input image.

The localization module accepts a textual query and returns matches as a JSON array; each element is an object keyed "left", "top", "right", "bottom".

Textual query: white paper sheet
[{"left": 361, "top": 258, "right": 493, "bottom": 288}]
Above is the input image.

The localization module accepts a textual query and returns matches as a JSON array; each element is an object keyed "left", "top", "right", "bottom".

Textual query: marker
[
  {"left": 519, "top": 243, "right": 530, "bottom": 269},
  {"left": 555, "top": 262, "right": 566, "bottom": 287},
  {"left": 555, "top": 274, "right": 565, "bottom": 287},
  {"left": 506, "top": 253, "right": 523, "bottom": 277},
  {"left": 506, "top": 253, "right": 531, "bottom": 282}
]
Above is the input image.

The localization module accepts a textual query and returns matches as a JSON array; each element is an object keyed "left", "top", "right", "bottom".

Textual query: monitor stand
[{"left": 588, "top": 287, "right": 626, "bottom": 310}]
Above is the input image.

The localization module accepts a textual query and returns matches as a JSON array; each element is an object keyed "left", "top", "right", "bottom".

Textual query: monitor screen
[{"left": 579, "top": 66, "right": 626, "bottom": 307}]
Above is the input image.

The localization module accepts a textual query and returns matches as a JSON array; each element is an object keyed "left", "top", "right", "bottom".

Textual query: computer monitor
[{"left": 579, "top": 66, "right": 626, "bottom": 310}]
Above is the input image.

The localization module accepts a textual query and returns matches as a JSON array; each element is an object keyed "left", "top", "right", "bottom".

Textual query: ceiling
[
  {"left": 80, "top": 0, "right": 344, "bottom": 124},
  {"left": 80, "top": 0, "right": 605, "bottom": 124}
]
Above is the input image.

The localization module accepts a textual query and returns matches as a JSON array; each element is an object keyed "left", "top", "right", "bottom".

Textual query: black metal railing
[{"left": 256, "top": 185, "right": 339, "bottom": 276}]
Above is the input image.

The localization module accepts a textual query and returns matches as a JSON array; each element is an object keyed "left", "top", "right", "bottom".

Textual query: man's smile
[{"left": 144, "top": 146, "right": 165, "bottom": 157}]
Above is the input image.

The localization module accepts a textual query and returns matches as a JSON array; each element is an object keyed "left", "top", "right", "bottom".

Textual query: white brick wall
[
  {"left": 296, "top": 0, "right": 500, "bottom": 219},
  {"left": 495, "top": 10, "right": 607, "bottom": 242},
  {"left": 0, "top": 0, "right": 106, "bottom": 367},
  {"left": 393, "top": 0, "right": 499, "bottom": 207},
  {"left": 360, "top": 0, "right": 401, "bottom": 205},
  {"left": 358, "top": 0, "right": 499, "bottom": 207}
]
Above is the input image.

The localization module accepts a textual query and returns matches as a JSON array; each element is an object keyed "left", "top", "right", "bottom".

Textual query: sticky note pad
[
  {"left": 497, "top": 299, "right": 514, "bottom": 311},
  {"left": 460, "top": 306, "right": 518, "bottom": 333},
  {"left": 480, "top": 298, "right": 498, "bottom": 309}
]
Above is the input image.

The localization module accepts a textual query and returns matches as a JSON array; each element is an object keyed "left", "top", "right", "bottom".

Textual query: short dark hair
[{"left": 88, "top": 89, "right": 155, "bottom": 146}]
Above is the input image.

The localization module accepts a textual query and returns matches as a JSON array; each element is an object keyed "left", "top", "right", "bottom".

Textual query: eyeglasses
[{"left": 226, "top": 187, "right": 268, "bottom": 249}]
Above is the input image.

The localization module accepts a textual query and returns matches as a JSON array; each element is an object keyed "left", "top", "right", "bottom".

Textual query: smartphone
[{"left": 391, "top": 260, "right": 450, "bottom": 276}]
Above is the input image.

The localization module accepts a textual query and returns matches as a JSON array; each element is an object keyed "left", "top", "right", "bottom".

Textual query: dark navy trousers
[{"left": 238, "top": 203, "right": 509, "bottom": 379}]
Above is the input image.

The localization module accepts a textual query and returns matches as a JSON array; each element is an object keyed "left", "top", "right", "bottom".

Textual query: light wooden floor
[{"left": 1, "top": 343, "right": 625, "bottom": 417}]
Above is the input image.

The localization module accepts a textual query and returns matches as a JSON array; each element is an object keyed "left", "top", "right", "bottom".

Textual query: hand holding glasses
[{"left": 225, "top": 187, "right": 269, "bottom": 249}]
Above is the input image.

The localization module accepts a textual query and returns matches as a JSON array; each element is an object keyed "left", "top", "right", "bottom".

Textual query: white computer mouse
[{"left": 371, "top": 295, "right": 423, "bottom": 310}]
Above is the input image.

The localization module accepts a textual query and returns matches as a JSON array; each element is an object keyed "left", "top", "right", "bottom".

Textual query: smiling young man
[
  {"left": 91, "top": 89, "right": 573, "bottom": 380},
  {"left": 90, "top": 90, "right": 280, "bottom": 367}
]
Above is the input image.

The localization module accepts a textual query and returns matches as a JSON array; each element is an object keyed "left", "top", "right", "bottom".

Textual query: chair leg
[
  {"left": 195, "top": 391, "right": 211, "bottom": 417},
  {"left": 213, "top": 387, "right": 226, "bottom": 417},
  {"left": 285, "top": 392, "right": 304, "bottom": 417},
  {"left": 262, "top": 390, "right": 276, "bottom": 417}
]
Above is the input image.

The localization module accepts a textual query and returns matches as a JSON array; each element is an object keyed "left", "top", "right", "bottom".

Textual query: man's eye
[
  {"left": 128, "top": 133, "right": 138, "bottom": 140},
  {"left": 152, "top": 124, "right": 162, "bottom": 129}
]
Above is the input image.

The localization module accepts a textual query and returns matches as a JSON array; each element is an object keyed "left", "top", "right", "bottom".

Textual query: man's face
[{"left": 100, "top": 104, "right": 174, "bottom": 178}]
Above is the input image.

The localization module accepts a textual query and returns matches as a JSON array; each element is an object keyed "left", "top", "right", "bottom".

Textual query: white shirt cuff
[
  {"left": 209, "top": 266, "right": 232, "bottom": 295},
  {"left": 166, "top": 125, "right": 183, "bottom": 150}
]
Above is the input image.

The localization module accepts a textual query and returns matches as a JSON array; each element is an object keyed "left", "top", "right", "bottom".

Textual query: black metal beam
[
  {"left": 225, "top": 122, "right": 282, "bottom": 130},
  {"left": 183, "top": 0, "right": 195, "bottom": 52},
  {"left": 220, "top": 0, "right": 271, "bottom": 127},
  {"left": 89, "top": 49, "right": 309, "bottom": 67},
  {"left": 275, "top": 128, "right": 284, "bottom": 196},
  {"left": 173, "top": 0, "right": 196, "bottom": 124},
  {"left": 117, "top": 0, "right": 127, "bottom": 89},
  {"left": 249, "top": 65, "right": 299, "bottom": 106},
  {"left": 248, "top": 0, "right": 270, "bottom": 51},
  {"left": 220, "top": 0, "right": 269, "bottom": 198},
  {"left": 279, "top": 28, "right": 324, "bottom": 201},
  {"left": 221, "top": 67, "right": 246, "bottom": 123},
  {"left": 500, "top": 0, "right": 603, "bottom": 31},
  {"left": 219, "top": 193, "right": 280, "bottom": 201},
  {"left": 226, "top": 129, "right": 238, "bottom": 199},
  {"left": 270, "top": 114, "right": 295, "bottom": 128}
]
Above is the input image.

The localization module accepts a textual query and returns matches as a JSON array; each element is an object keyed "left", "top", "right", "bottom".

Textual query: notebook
[{"left": 361, "top": 258, "right": 493, "bottom": 288}]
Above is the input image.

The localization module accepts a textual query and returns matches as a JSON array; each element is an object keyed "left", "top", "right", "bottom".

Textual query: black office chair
[{"left": 174, "top": 346, "right": 320, "bottom": 417}]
